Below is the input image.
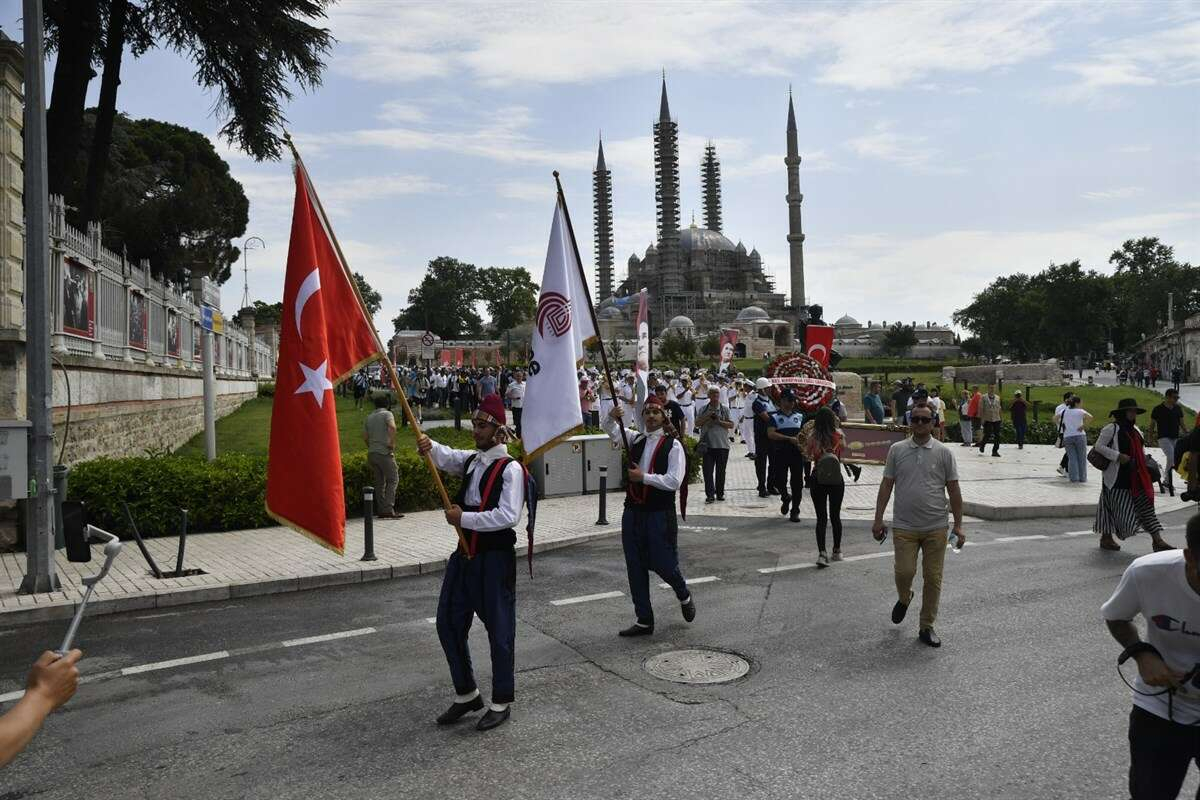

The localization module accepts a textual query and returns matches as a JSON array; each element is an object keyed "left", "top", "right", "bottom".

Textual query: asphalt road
[{"left": 3, "top": 505, "right": 1199, "bottom": 800}]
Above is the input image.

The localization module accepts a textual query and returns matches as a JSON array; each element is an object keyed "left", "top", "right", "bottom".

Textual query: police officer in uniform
[
  {"left": 768, "top": 390, "right": 806, "bottom": 522},
  {"left": 752, "top": 377, "right": 777, "bottom": 497},
  {"left": 417, "top": 393, "right": 527, "bottom": 732},
  {"left": 603, "top": 395, "right": 695, "bottom": 637}
]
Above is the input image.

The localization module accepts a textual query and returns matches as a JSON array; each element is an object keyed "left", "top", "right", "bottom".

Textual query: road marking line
[
  {"left": 994, "top": 535, "right": 1051, "bottom": 542},
  {"left": 0, "top": 689, "right": 24, "bottom": 703},
  {"left": 680, "top": 526, "right": 729, "bottom": 531},
  {"left": 550, "top": 591, "right": 625, "bottom": 606},
  {"left": 841, "top": 552, "right": 891, "bottom": 562},
  {"left": 121, "top": 651, "right": 230, "bottom": 676},
  {"left": 758, "top": 563, "right": 817, "bottom": 574},
  {"left": 282, "top": 627, "right": 376, "bottom": 648},
  {"left": 425, "top": 617, "right": 438, "bottom": 624},
  {"left": 1063, "top": 530, "right": 1093, "bottom": 537},
  {"left": 660, "top": 576, "right": 719, "bottom": 588}
]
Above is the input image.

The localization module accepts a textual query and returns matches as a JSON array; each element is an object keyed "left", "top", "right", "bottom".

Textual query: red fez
[
  {"left": 476, "top": 394, "right": 506, "bottom": 426},
  {"left": 643, "top": 395, "right": 665, "bottom": 411}
]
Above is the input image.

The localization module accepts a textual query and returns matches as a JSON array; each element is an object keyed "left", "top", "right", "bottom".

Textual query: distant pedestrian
[
  {"left": 976, "top": 385, "right": 1001, "bottom": 456},
  {"left": 1151, "top": 388, "right": 1184, "bottom": 496},
  {"left": 1010, "top": 391, "right": 1028, "bottom": 449},
  {"left": 579, "top": 378, "right": 597, "bottom": 429},
  {"left": 353, "top": 368, "right": 369, "bottom": 409},
  {"left": 364, "top": 393, "right": 402, "bottom": 519},
  {"left": 864, "top": 381, "right": 886, "bottom": 425},
  {"left": 1061, "top": 395, "right": 1092, "bottom": 483},
  {"left": 891, "top": 381, "right": 912, "bottom": 423},
  {"left": 967, "top": 385, "right": 982, "bottom": 440},
  {"left": 1055, "top": 391, "right": 1073, "bottom": 477},
  {"left": 1094, "top": 398, "right": 1176, "bottom": 553},
  {"left": 806, "top": 406, "right": 846, "bottom": 567},
  {"left": 1172, "top": 366, "right": 1183, "bottom": 393},
  {"left": 958, "top": 390, "right": 973, "bottom": 447},
  {"left": 752, "top": 378, "right": 777, "bottom": 497},
  {"left": 697, "top": 387, "right": 734, "bottom": 503},
  {"left": 872, "top": 406, "right": 964, "bottom": 648},
  {"left": 768, "top": 390, "right": 806, "bottom": 523}
]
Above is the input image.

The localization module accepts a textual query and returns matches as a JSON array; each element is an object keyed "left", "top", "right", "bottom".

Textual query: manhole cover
[{"left": 643, "top": 649, "right": 750, "bottom": 684}]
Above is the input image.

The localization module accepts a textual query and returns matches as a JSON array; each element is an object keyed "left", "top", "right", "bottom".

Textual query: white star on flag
[{"left": 294, "top": 360, "right": 333, "bottom": 408}]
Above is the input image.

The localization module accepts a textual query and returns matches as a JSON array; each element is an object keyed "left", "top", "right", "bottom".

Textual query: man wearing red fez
[
  {"left": 417, "top": 392, "right": 532, "bottom": 731},
  {"left": 604, "top": 394, "right": 695, "bottom": 637}
]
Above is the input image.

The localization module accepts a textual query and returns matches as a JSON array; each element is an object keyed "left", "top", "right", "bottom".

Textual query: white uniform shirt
[
  {"left": 506, "top": 379, "right": 526, "bottom": 409},
  {"left": 428, "top": 441, "right": 524, "bottom": 532},
  {"left": 601, "top": 415, "right": 685, "bottom": 492}
]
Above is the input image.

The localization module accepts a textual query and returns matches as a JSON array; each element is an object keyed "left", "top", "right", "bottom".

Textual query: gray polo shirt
[
  {"left": 696, "top": 401, "right": 731, "bottom": 450},
  {"left": 364, "top": 408, "right": 396, "bottom": 455},
  {"left": 883, "top": 436, "right": 959, "bottom": 532}
]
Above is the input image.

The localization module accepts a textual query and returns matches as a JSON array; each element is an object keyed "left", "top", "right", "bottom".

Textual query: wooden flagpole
[
  {"left": 552, "top": 171, "right": 631, "bottom": 455},
  {"left": 283, "top": 133, "right": 470, "bottom": 557}
]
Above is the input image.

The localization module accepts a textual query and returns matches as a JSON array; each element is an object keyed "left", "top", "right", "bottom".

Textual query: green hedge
[{"left": 67, "top": 427, "right": 700, "bottom": 538}]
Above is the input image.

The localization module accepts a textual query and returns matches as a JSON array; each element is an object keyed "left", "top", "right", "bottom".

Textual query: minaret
[
  {"left": 785, "top": 89, "right": 806, "bottom": 309},
  {"left": 701, "top": 141, "right": 722, "bottom": 233},
  {"left": 654, "top": 75, "right": 682, "bottom": 293},
  {"left": 593, "top": 136, "right": 614, "bottom": 301}
]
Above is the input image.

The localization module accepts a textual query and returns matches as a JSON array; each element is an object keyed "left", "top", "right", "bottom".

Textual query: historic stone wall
[{"left": 943, "top": 362, "right": 1064, "bottom": 387}]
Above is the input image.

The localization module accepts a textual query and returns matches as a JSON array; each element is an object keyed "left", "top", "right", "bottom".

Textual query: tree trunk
[
  {"left": 82, "top": 0, "right": 128, "bottom": 224},
  {"left": 45, "top": 0, "right": 101, "bottom": 200}
]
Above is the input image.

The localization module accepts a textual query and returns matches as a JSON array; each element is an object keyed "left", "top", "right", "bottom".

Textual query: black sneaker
[
  {"left": 716, "top": 495, "right": 725, "bottom": 501},
  {"left": 891, "top": 593, "right": 912, "bottom": 625},
  {"left": 789, "top": 510, "right": 800, "bottom": 523},
  {"left": 919, "top": 628, "right": 941, "bottom": 648},
  {"left": 681, "top": 597, "right": 696, "bottom": 623},
  {"left": 780, "top": 494, "right": 790, "bottom": 515},
  {"left": 705, "top": 496, "right": 715, "bottom": 504},
  {"left": 618, "top": 623, "right": 653, "bottom": 637}
]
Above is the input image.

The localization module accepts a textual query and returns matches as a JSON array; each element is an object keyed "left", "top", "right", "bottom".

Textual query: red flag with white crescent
[
  {"left": 805, "top": 325, "right": 834, "bottom": 368},
  {"left": 265, "top": 162, "right": 382, "bottom": 554}
]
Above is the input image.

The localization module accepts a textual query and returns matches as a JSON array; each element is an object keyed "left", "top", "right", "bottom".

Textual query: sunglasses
[{"left": 910, "top": 416, "right": 933, "bottom": 423}]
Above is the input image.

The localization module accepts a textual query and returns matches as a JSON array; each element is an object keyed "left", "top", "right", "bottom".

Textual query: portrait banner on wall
[
  {"left": 166, "top": 309, "right": 181, "bottom": 356},
  {"left": 193, "top": 321, "right": 201, "bottom": 358},
  {"left": 62, "top": 258, "right": 95, "bottom": 339},
  {"left": 128, "top": 291, "right": 148, "bottom": 350}
]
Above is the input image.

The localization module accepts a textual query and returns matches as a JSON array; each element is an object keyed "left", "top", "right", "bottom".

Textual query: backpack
[{"left": 814, "top": 450, "right": 845, "bottom": 485}]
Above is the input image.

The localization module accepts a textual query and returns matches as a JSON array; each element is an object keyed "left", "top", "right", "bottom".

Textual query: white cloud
[
  {"left": 846, "top": 122, "right": 961, "bottom": 174},
  {"left": 1113, "top": 144, "right": 1152, "bottom": 154},
  {"left": 1048, "top": 16, "right": 1200, "bottom": 102},
  {"left": 1081, "top": 186, "right": 1144, "bottom": 201},
  {"left": 497, "top": 181, "right": 550, "bottom": 202},
  {"left": 377, "top": 101, "right": 429, "bottom": 124}
]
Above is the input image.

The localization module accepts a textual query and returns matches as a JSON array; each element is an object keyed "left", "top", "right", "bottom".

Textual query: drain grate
[{"left": 643, "top": 649, "right": 750, "bottom": 684}]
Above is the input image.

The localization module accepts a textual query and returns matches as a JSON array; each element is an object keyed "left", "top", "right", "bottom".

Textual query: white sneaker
[{"left": 831, "top": 551, "right": 843, "bottom": 562}]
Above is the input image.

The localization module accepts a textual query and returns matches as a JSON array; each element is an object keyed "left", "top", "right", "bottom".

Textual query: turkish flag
[
  {"left": 266, "top": 162, "right": 382, "bottom": 554},
  {"left": 805, "top": 324, "right": 834, "bottom": 368}
]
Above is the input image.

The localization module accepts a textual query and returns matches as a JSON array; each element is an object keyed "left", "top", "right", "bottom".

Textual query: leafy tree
[
  {"left": 658, "top": 330, "right": 697, "bottom": 363},
  {"left": 353, "top": 272, "right": 382, "bottom": 317},
  {"left": 699, "top": 333, "right": 719, "bottom": 359},
  {"left": 43, "top": 0, "right": 334, "bottom": 207},
  {"left": 1108, "top": 238, "right": 1200, "bottom": 350},
  {"left": 82, "top": 113, "right": 248, "bottom": 284},
  {"left": 882, "top": 323, "right": 917, "bottom": 357},
  {"left": 952, "top": 273, "right": 1043, "bottom": 360},
  {"left": 478, "top": 267, "right": 538, "bottom": 334},
  {"left": 252, "top": 300, "right": 283, "bottom": 327},
  {"left": 392, "top": 257, "right": 483, "bottom": 338}
]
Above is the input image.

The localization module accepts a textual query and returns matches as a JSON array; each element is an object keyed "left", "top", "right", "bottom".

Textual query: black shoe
[
  {"left": 1159, "top": 482, "right": 1166, "bottom": 495},
  {"left": 436, "top": 695, "right": 484, "bottom": 725},
  {"left": 919, "top": 628, "right": 941, "bottom": 648},
  {"left": 1183, "top": 490, "right": 1197, "bottom": 502},
  {"left": 991, "top": 452, "right": 1001, "bottom": 458},
  {"left": 717, "top": 495, "right": 725, "bottom": 501},
  {"left": 891, "top": 594, "right": 911, "bottom": 625},
  {"left": 780, "top": 494, "right": 790, "bottom": 515},
  {"left": 1168, "top": 484, "right": 1175, "bottom": 497},
  {"left": 789, "top": 510, "right": 800, "bottom": 523},
  {"left": 705, "top": 496, "right": 715, "bottom": 504},
  {"left": 769, "top": 488, "right": 781, "bottom": 495},
  {"left": 476, "top": 707, "right": 510, "bottom": 731},
  {"left": 619, "top": 623, "right": 653, "bottom": 637},
  {"left": 757, "top": 488, "right": 768, "bottom": 498},
  {"left": 681, "top": 597, "right": 696, "bottom": 623}
]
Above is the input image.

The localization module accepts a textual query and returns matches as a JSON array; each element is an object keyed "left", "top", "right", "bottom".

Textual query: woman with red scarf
[{"left": 1093, "top": 398, "right": 1177, "bottom": 552}]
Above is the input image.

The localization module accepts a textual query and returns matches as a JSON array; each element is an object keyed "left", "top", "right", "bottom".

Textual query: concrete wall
[
  {"left": 0, "top": 35, "right": 24, "bottom": 420},
  {"left": 944, "top": 362, "right": 1063, "bottom": 386},
  {"left": 833, "top": 371, "right": 865, "bottom": 417}
]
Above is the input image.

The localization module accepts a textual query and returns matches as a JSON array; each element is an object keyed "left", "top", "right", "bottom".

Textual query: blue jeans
[
  {"left": 621, "top": 507, "right": 689, "bottom": 626},
  {"left": 1064, "top": 435, "right": 1088, "bottom": 482}
]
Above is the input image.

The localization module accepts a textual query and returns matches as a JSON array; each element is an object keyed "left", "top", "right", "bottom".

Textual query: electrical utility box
[
  {"left": 581, "top": 434, "right": 625, "bottom": 494},
  {"left": 0, "top": 420, "right": 31, "bottom": 500},
  {"left": 530, "top": 436, "right": 587, "bottom": 498}
]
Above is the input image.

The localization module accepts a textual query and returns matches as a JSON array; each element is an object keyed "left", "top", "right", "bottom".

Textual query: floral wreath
[{"left": 763, "top": 351, "right": 835, "bottom": 412}]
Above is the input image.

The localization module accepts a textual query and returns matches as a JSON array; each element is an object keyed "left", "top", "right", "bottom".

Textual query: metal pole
[
  {"left": 361, "top": 487, "right": 377, "bottom": 562},
  {"left": 202, "top": 329, "right": 216, "bottom": 460},
  {"left": 596, "top": 466, "right": 608, "bottom": 525},
  {"left": 20, "top": 0, "right": 60, "bottom": 593},
  {"left": 175, "top": 508, "right": 189, "bottom": 574}
]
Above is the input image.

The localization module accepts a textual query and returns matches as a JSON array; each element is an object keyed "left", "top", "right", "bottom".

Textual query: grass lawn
[
  {"left": 175, "top": 394, "right": 447, "bottom": 458},
  {"left": 938, "top": 384, "right": 1194, "bottom": 432}
]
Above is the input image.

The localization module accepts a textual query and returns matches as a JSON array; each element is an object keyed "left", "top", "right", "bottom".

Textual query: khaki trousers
[
  {"left": 893, "top": 528, "right": 948, "bottom": 630},
  {"left": 368, "top": 451, "right": 399, "bottom": 515}
]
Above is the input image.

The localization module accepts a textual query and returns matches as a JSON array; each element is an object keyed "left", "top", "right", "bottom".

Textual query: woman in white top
[{"left": 1060, "top": 396, "right": 1092, "bottom": 482}]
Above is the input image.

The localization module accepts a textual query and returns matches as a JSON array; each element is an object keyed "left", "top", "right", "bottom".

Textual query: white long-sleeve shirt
[
  {"left": 428, "top": 441, "right": 524, "bottom": 532},
  {"left": 602, "top": 414, "right": 685, "bottom": 492}
]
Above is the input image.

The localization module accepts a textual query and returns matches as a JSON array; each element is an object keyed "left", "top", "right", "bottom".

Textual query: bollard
[
  {"left": 595, "top": 466, "right": 609, "bottom": 526},
  {"left": 362, "top": 486, "right": 378, "bottom": 562},
  {"left": 454, "top": 395, "right": 462, "bottom": 429},
  {"left": 175, "top": 508, "right": 189, "bottom": 574}
]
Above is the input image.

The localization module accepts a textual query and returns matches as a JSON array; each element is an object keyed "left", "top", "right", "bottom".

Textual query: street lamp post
[{"left": 240, "top": 236, "right": 265, "bottom": 310}]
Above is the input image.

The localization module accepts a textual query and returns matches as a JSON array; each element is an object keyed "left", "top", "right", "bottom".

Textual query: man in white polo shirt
[
  {"left": 1103, "top": 513, "right": 1200, "bottom": 798},
  {"left": 872, "top": 407, "right": 965, "bottom": 648}
]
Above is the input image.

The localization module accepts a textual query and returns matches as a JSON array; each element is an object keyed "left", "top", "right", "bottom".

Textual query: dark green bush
[{"left": 257, "top": 382, "right": 275, "bottom": 397}]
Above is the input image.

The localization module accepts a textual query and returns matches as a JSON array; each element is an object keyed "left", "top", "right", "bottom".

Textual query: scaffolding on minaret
[
  {"left": 654, "top": 75, "right": 682, "bottom": 293},
  {"left": 701, "top": 141, "right": 722, "bottom": 234},
  {"left": 593, "top": 136, "right": 614, "bottom": 301}
]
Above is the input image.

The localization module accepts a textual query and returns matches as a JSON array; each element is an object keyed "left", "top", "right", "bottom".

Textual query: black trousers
[
  {"left": 513, "top": 407, "right": 523, "bottom": 438},
  {"left": 770, "top": 449, "right": 804, "bottom": 513},
  {"left": 754, "top": 433, "right": 771, "bottom": 493},
  {"left": 810, "top": 481, "right": 845, "bottom": 552},
  {"left": 1129, "top": 705, "right": 1200, "bottom": 799},
  {"left": 978, "top": 421, "right": 1001, "bottom": 454},
  {"left": 702, "top": 448, "right": 730, "bottom": 499}
]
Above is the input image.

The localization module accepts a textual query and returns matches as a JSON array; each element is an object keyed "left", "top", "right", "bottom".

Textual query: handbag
[
  {"left": 1145, "top": 454, "right": 1162, "bottom": 485},
  {"left": 1087, "top": 423, "right": 1115, "bottom": 471}
]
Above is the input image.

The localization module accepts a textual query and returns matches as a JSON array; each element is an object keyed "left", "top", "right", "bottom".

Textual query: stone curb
[{"left": 0, "top": 526, "right": 622, "bottom": 628}]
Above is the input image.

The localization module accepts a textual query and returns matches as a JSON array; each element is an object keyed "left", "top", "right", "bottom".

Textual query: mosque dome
[
  {"left": 599, "top": 306, "right": 623, "bottom": 320},
  {"left": 667, "top": 315, "right": 695, "bottom": 329},
  {"left": 679, "top": 226, "right": 736, "bottom": 253},
  {"left": 834, "top": 314, "right": 861, "bottom": 327},
  {"left": 628, "top": 253, "right": 639, "bottom": 266},
  {"left": 735, "top": 305, "right": 769, "bottom": 322},
  {"left": 645, "top": 242, "right": 658, "bottom": 257},
  {"left": 735, "top": 241, "right": 747, "bottom": 254}
]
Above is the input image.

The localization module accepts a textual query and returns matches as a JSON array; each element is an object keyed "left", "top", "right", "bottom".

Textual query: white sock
[
  {"left": 455, "top": 689, "right": 480, "bottom": 703},
  {"left": 489, "top": 702, "right": 509, "bottom": 713},
  {"left": 681, "top": 594, "right": 692, "bottom": 605}
]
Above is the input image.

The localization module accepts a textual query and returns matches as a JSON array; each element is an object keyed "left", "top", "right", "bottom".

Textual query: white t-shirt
[
  {"left": 1102, "top": 550, "right": 1200, "bottom": 724},
  {"left": 1054, "top": 402, "right": 1068, "bottom": 423},
  {"left": 1061, "top": 407, "right": 1089, "bottom": 438}
]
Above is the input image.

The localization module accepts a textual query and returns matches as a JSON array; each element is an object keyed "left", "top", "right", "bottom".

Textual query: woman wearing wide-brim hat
[{"left": 1092, "top": 398, "right": 1177, "bottom": 552}]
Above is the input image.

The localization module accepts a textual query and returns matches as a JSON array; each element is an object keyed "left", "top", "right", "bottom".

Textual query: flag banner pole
[
  {"left": 551, "top": 171, "right": 630, "bottom": 455},
  {"left": 283, "top": 133, "right": 470, "bottom": 557}
]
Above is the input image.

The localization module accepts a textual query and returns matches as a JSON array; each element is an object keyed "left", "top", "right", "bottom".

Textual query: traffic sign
[
  {"left": 200, "top": 305, "right": 224, "bottom": 334},
  {"left": 421, "top": 331, "right": 435, "bottom": 347}
]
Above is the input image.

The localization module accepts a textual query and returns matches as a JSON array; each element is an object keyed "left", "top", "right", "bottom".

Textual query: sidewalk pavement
[{"left": 2, "top": 440, "right": 1193, "bottom": 626}]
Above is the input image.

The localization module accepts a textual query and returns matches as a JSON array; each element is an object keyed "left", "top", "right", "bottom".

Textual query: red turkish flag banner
[
  {"left": 266, "top": 162, "right": 383, "bottom": 554},
  {"left": 805, "top": 324, "right": 834, "bottom": 368}
]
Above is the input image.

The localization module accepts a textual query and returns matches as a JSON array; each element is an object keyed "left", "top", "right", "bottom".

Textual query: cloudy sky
[{"left": 5, "top": 0, "right": 1198, "bottom": 333}]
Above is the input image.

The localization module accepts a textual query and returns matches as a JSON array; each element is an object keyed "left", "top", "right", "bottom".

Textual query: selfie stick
[{"left": 57, "top": 526, "right": 123, "bottom": 655}]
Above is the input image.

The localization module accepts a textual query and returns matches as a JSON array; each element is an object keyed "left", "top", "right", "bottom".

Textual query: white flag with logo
[{"left": 522, "top": 198, "right": 597, "bottom": 463}]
